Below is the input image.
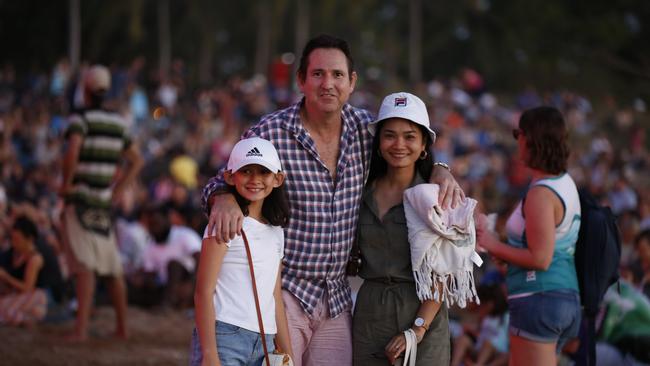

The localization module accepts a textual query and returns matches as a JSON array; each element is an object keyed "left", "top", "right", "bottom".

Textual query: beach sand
[{"left": 0, "top": 306, "right": 194, "bottom": 365}]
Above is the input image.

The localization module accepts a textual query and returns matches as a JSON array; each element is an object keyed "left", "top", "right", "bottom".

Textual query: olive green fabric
[{"left": 352, "top": 176, "right": 450, "bottom": 365}]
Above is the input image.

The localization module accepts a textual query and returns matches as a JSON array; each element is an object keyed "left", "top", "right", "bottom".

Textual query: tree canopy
[{"left": 0, "top": 0, "right": 648, "bottom": 100}]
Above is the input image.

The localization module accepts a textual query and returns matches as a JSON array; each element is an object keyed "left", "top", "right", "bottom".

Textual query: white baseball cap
[
  {"left": 227, "top": 137, "right": 282, "bottom": 173},
  {"left": 368, "top": 92, "right": 436, "bottom": 142},
  {"left": 85, "top": 65, "right": 111, "bottom": 93}
]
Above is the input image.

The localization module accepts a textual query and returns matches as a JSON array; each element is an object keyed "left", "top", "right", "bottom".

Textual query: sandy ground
[
  {"left": 0, "top": 277, "right": 364, "bottom": 365},
  {"left": 0, "top": 306, "right": 194, "bottom": 366}
]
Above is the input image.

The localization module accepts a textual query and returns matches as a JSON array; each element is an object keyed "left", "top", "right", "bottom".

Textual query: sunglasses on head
[{"left": 512, "top": 129, "right": 523, "bottom": 140}]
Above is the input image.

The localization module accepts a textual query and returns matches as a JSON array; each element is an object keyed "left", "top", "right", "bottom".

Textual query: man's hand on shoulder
[
  {"left": 206, "top": 193, "right": 244, "bottom": 244},
  {"left": 430, "top": 163, "right": 465, "bottom": 209}
]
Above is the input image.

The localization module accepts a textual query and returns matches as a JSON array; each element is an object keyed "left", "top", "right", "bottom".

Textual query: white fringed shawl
[{"left": 403, "top": 184, "right": 483, "bottom": 308}]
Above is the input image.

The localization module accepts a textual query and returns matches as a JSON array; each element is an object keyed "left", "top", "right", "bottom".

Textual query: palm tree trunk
[
  {"left": 293, "top": 0, "right": 309, "bottom": 83},
  {"left": 158, "top": 0, "right": 171, "bottom": 79},
  {"left": 409, "top": 0, "right": 422, "bottom": 85},
  {"left": 254, "top": 0, "right": 272, "bottom": 76},
  {"left": 68, "top": 0, "right": 80, "bottom": 73}
]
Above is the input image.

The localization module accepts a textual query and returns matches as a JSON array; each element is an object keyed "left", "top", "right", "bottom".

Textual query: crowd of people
[{"left": 0, "top": 32, "right": 648, "bottom": 365}]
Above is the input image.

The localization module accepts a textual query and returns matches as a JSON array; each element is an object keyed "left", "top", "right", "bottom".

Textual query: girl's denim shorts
[
  {"left": 190, "top": 321, "right": 275, "bottom": 366},
  {"left": 508, "top": 289, "right": 581, "bottom": 352}
]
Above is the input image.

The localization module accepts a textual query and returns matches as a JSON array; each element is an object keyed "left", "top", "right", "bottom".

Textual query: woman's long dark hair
[
  {"left": 228, "top": 174, "right": 290, "bottom": 228},
  {"left": 365, "top": 120, "right": 434, "bottom": 187}
]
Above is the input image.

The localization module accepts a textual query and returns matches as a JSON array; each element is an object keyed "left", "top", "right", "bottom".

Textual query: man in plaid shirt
[{"left": 201, "top": 35, "right": 463, "bottom": 366}]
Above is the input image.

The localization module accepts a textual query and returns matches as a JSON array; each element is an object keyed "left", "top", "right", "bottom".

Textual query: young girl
[
  {"left": 0, "top": 216, "right": 49, "bottom": 326},
  {"left": 191, "top": 137, "right": 294, "bottom": 366}
]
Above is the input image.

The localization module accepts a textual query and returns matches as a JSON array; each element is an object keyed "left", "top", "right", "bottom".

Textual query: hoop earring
[
  {"left": 419, "top": 150, "right": 428, "bottom": 160},
  {"left": 377, "top": 149, "right": 383, "bottom": 158}
]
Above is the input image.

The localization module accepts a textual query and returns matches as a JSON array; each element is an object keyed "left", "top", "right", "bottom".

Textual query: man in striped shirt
[
  {"left": 202, "top": 35, "right": 463, "bottom": 366},
  {"left": 60, "top": 65, "right": 143, "bottom": 341}
]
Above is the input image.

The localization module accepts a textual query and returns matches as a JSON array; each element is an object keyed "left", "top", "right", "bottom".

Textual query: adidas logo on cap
[
  {"left": 246, "top": 147, "right": 263, "bottom": 157},
  {"left": 228, "top": 137, "right": 282, "bottom": 173}
]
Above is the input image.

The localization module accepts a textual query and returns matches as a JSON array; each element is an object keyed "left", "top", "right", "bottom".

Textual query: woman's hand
[
  {"left": 384, "top": 328, "right": 425, "bottom": 364},
  {"left": 475, "top": 213, "right": 497, "bottom": 253},
  {"left": 385, "top": 333, "right": 406, "bottom": 365}
]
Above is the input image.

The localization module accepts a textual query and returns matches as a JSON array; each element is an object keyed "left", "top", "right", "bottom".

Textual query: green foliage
[
  {"left": 0, "top": 0, "right": 647, "bottom": 100},
  {"left": 0, "top": 0, "right": 68, "bottom": 70}
]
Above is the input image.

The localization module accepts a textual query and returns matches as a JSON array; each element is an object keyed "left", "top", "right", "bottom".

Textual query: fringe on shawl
[{"left": 413, "top": 248, "right": 480, "bottom": 308}]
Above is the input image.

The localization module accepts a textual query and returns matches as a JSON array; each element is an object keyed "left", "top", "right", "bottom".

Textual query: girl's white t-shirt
[{"left": 203, "top": 217, "right": 284, "bottom": 334}]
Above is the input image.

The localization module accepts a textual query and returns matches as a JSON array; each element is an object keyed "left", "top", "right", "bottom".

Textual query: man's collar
[
  {"left": 281, "top": 97, "right": 355, "bottom": 134},
  {"left": 280, "top": 98, "right": 305, "bottom": 134}
]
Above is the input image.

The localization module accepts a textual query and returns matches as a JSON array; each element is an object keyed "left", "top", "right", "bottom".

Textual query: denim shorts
[
  {"left": 508, "top": 289, "right": 581, "bottom": 352},
  {"left": 189, "top": 321, "right": 275, "bottom": 366}
]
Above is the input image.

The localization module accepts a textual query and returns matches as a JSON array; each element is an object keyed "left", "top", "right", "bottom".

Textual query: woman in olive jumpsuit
[{"left": 353, "top": 93, "right": 450, "bottom": 365}]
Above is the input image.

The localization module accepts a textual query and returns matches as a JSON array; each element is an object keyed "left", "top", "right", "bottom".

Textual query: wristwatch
[
  {"left": 433, "top": 162, "right": 451, "bottom": 173},
  {"left": 413, "top": 317, "right": 429, "bottom": 331}
]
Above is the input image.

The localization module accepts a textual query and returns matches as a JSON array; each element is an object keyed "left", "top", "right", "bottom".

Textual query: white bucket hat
[
  {"left": 368, "top": 92, "right": 437, "bottom": 142},
  {"left": 227, "top": 137, "right": 282, "bottom": 173}
]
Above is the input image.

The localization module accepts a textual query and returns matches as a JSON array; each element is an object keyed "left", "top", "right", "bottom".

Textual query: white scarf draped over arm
[{"left": 403, "top": 184, "right": 483, "bottom": 308}]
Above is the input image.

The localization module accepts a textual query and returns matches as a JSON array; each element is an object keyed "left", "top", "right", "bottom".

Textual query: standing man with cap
[
  {"left": 201, "top": 35, "right": 463, "bottom": 366},
  {"left": 60, "top": 64, "right": 143, "bottom": 341}
]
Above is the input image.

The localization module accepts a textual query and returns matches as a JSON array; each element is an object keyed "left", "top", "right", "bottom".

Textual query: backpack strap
[{"left": 520, "top": 184, "right": 530, "bottom": 218}]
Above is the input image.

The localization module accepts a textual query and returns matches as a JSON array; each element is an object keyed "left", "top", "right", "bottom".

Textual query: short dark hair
[
  {"left": 228, "top": 179, "right": 290, "bottom": 228},
  {"left": 143, "top": 202, "right": 172, "bottom": 244},
  {"left": 297, "top": 34, "right": 354, "bottom": 82},
  {"left": 366, "top": 120, "right": 434, "bottom": 186},
  {"left": 519, "top": 106, "right": 569, "bottom": 174},
  {"left": 477, "top": 284, "right": 508, "bottom": 316},
  {"left": 635, "top": 229, "right": 650, "bottom": 248},
  {"left": 12, "top": 215, "right": 38, "bottom": 240}
]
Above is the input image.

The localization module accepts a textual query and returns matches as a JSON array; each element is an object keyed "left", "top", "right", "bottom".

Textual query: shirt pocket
[
  {"left": 392, "top": 214, "right": 407, "bottom": 225},
  {"left": 357, "top": 213, "right": 376, "bottom": 240}
]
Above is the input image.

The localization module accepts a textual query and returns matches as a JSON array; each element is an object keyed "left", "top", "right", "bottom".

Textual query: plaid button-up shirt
[{"left": 202, "top": 99, "right": 374, "bottom": 317}]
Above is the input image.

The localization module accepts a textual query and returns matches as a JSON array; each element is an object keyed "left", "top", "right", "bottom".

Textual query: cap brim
[
  {"left": 229, "top": 158, "right": 281, "bottom": 173},
  {"left": 367, "top": 117, "right": 437, "bottom": 143}
]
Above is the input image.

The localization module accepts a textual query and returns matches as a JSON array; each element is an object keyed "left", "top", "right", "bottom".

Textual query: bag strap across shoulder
[
  {"left": 349, "top": 124, "right": 367, "bottom": 264},
  {"left": 242, "top": 230, "right": 272, "bottom": 366}
]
